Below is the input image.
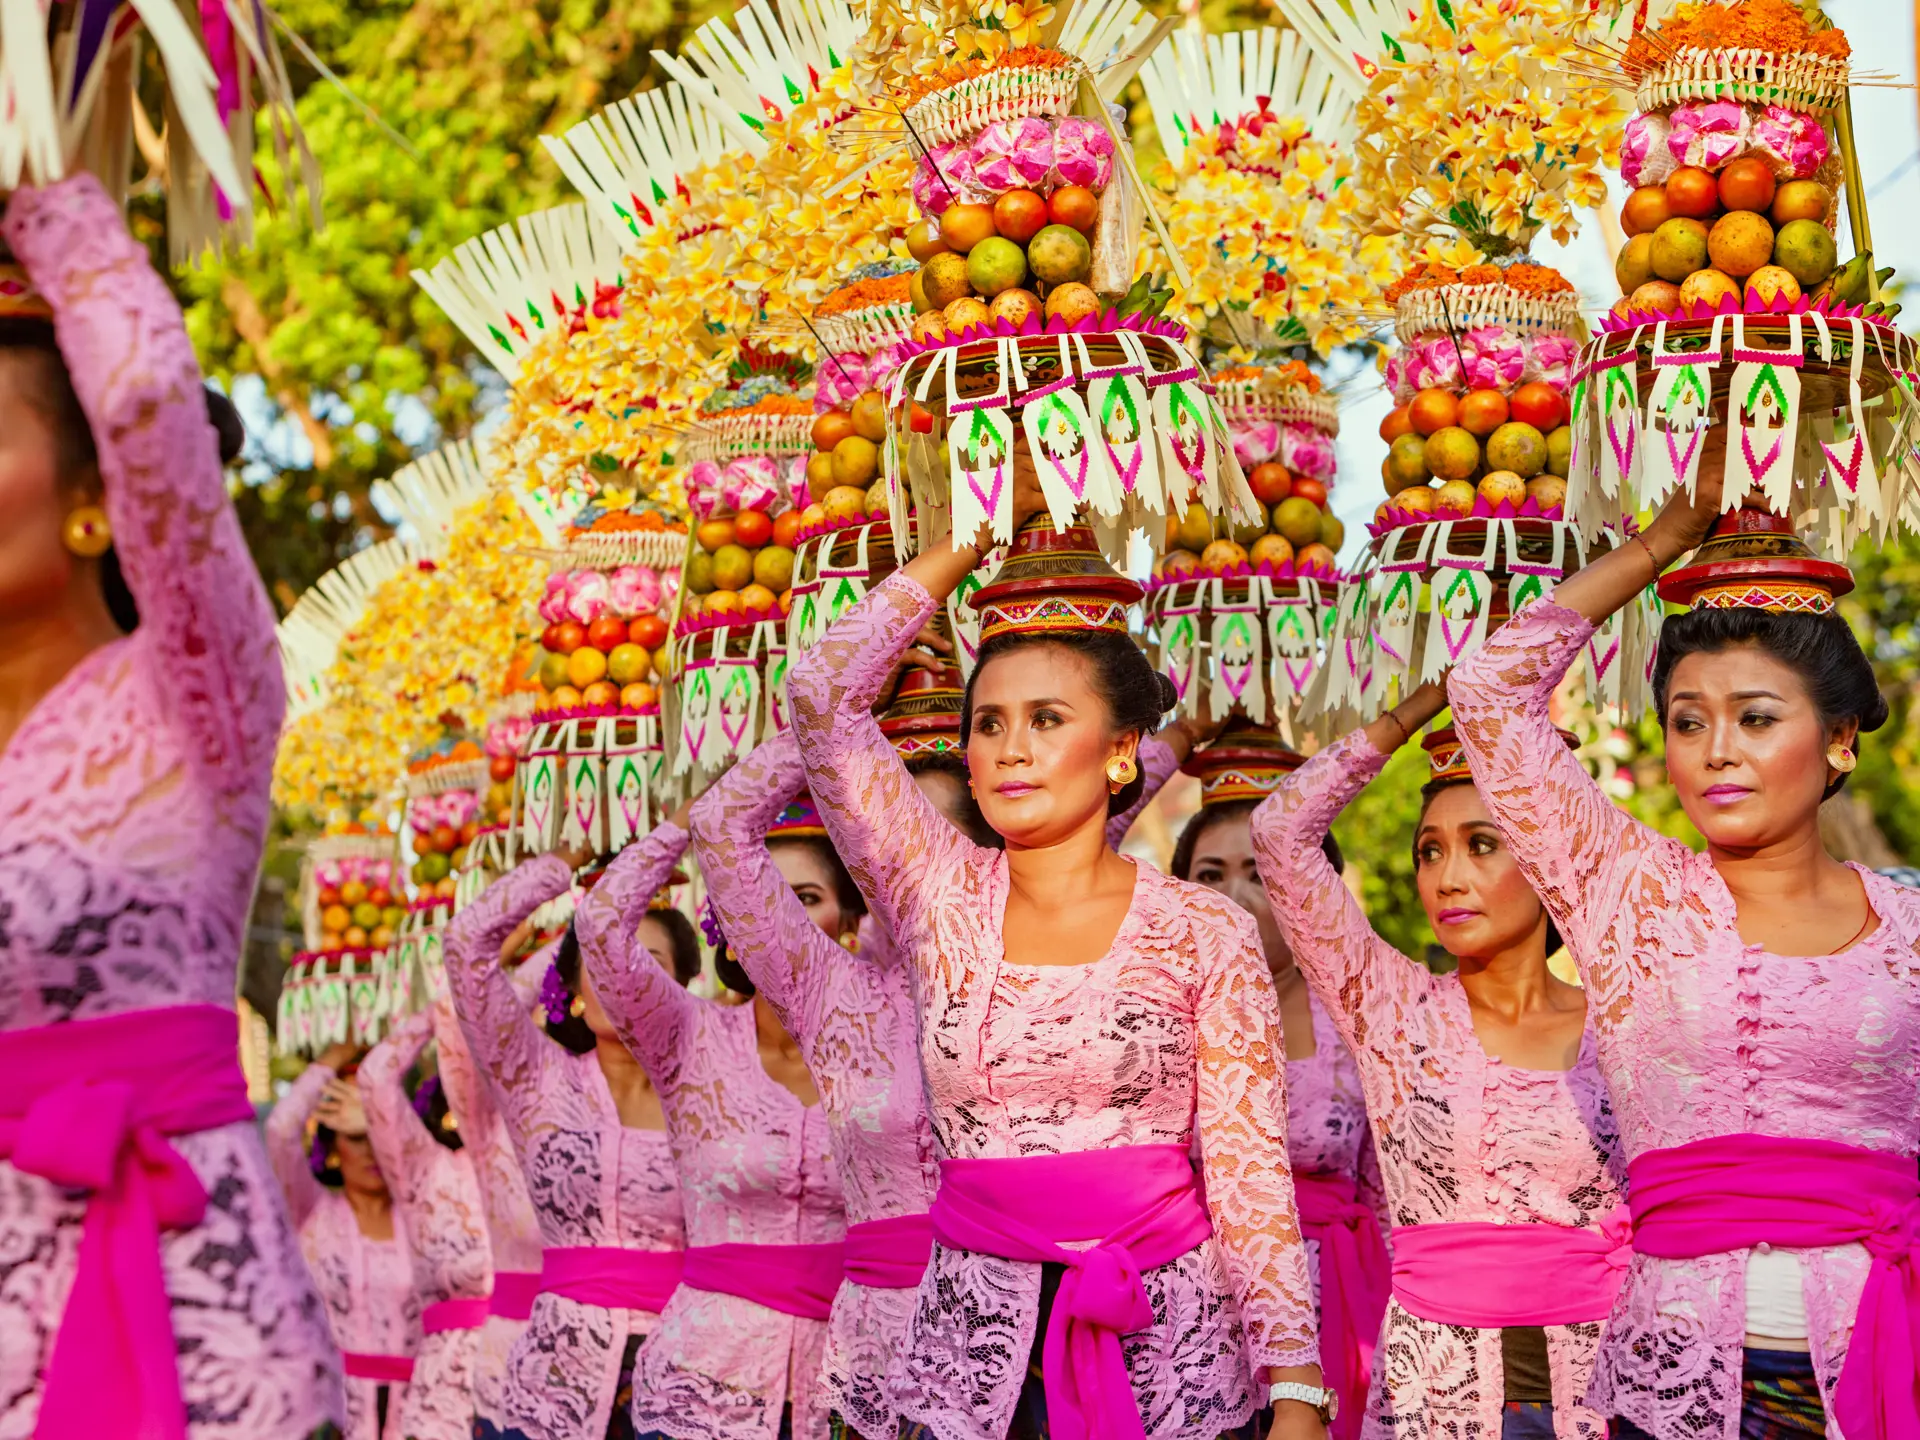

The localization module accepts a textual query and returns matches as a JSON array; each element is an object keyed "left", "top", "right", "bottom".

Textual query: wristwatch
[{"left": 1269, "top": 1381, "right": 1338, "bottom": 1426}]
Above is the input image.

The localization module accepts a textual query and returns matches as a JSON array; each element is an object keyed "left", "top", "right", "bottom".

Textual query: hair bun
[
  {"left": 1153, "top": 669, "right": 1179, "bottom": 716},
  {"left": 1861, "top": 686, "right": 1891, "bottom": 735},
  {"left": 204, "top": 387, "right": 245, "bottom": 466}
]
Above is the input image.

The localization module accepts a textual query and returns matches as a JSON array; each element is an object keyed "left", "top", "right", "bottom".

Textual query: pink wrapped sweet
[
  {"left": 815, "top": 352, "right": 871, "bottom": 411},
  {"left": 1526, "top": 332, "right": 1578, "bottom": 391},
  {"left": 438, "top": 790, "right": 479, "bottom": 830},
  {"left": 784, "top": 455, "right": 811, "bottom": 513},
  {"left": 1621, "top": 112, "right": 1675, "bottom": 189},
  {"left": 683, "top": 459, "right": 725, "bottom": 520},
  {"left": 538, "top": 571, "right": 571, "bottom": 624},
  {"left": 970, "top": 117, "right": 1055, "bottom": 196},
  {"left": 723, "top": 456, "right": 784, "bottom": 515},
  {"left": 1403, "top": 335, "right": 1463, "bottom": 393},
  {"left": 912, "top": 141, "right": 980, "bottom": 214},
  {"left": 1750, "top": 105, "right": 1829, "bottom": 180},
  {"left": 565, "top": 568, "right": 611, "bottom": 625},
  {"left": 1666, "top": 100, "right": 1749, "bottom": 171},
  {"left": 486, "top": 715, "right": 531, "bottom": 758},
  {"left": 607, "top": 564, "right": 653, "bottom": 615},
  {"left": 1459, "top": 325, "right": 1527, "bottom": 392},
  {"left": 1280, "top": 424, "right": 1335, "bottom": 482},
  {"left": 1383, "top": 350, "right": 1412, "bottom": 403},
  {"left": 1231, "top": 420, "right": 1281, "bottom": 470},
  {"left": 1051, "top": 116, "right": 1114, "bottom": 190}
]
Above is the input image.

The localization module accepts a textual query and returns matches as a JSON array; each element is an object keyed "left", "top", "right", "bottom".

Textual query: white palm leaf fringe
[
  {"left": 653, "top": 0, "right": 857, "bottom": 157},
  {"left": 542, "top": 82, "right": 730, "bottom": 241},
  {"left": 372, "top": 438, "right": 496, "bottom": 550},
  {"left": 277, "top": 537, "right": 425, "bottom": 720},
  {"left": 1140, "top": 25, "right": 1360, "bottom": 177},
  {"left": 1054, "top": 0, "right": 1162, "bottom": 101},
  {"left": 4, "top": 0, "right": 316, "bottom": 260},
  {"left": 1264, "top": 0, "right": 1414, "bottom": 94},
  {"left": 412, "top": 204, "right": 626, "bottom": 384}
]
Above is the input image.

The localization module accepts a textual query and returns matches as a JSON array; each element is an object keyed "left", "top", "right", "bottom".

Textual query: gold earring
[
  {"left": 568, "top": 994, "right": 587, "bottom": 1018},
  {"left": 62, "top": 505, "right": 111, "bottom": 558},
  {"left": 1828, "top": 743, "right": 1857, "bottom": 774},
  {"left": 838, "top": 930, "right": 860, "bottom": 953},
  {"left": 1105, "top": 754, "right": 1138, "bottom": 793}
]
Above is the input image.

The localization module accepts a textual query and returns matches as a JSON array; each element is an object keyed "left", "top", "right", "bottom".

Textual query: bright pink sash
[
  {"left": 681, "top": 1240, "right": 847, "bottom": 1319},
  {"left": 1294, "top": 1172, "right": 1390, "bottom": 1440},
  {"left": 421, "top": 1296, "right": 491, "bottom": 1334},
  {"left": 539, "top": 1246, "right": 685, "bottom": 1312},
  {"left": 0, "top": 1005, "right": 255, "bottom": 1440},
  {"left": 1391, "top": 1214, "right": 1631, "bottom": 1327},
  {"left": 844, "top": 1213, "right": 933, "bottom": 1289},
  {"left": 489, "top": 1269, "right": 542, "bottom": 1320},
  {"left": 1629, "top": 1134, "right": 1920, "bottom": 1440},
  {"left": 341, "top": 1351, "right": 416, "bottom": 1382},
  {"left": 929, "top": 1144, "right": 1214, "bottom": 1440}
]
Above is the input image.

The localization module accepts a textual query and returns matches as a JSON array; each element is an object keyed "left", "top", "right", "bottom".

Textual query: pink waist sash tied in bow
[
  {"left": 421, "top": 1297, "right": 491, "bottom": 1334},
  {"left": 1629, "top": 1133, "right": 1920, "bottom": 1440},
  {"left": 489, "top": 1269, "right": 542, "bottom": 1320},
  {"left": 681, "top": 1240, "right": 848, "bottom": 1319},
  {"left": 1293, "top": 1172, "right": 1390, "bottom": 1440},
  {"left": 341, "top": 1352, "right": 416, "bottom": 1382},
  {"left": 844, "top": 1213, "right": 933, "bottom": 1289},
  {"left": 1391, "top": 1213, "right": 1631, "bottom": 1328},
  {"left": 0, "top": 1004, "right": 255, "bottom": 1440},
  {"left": 538, "top": 1246, "right": 685, "bottom": 1313},
  {"left": 929, "top": 1143, "right": 1214, "bottom": 1440}
]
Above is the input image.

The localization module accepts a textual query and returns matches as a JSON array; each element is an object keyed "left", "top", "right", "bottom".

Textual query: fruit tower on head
[
  {"left": 882, "top": 0, "right": 1263, "bottom": 557},
  {"left": 389, "top": 716, "right": 488, "bottom": 1014},
  {"left": 669, "top": 348, "right": 815, "bottom": 781},
  {"left": 1563, "top": 0, "right": 1920, "bottom": 549},
  {"left": 517, "top": 493, "right": 686, "bottom": 858},
  {"left": 1270, "top": 0, "right": 1655, "bottom": 722},
  {"left": 279, "top": 820, "right": 402, "bottom": 1059}
]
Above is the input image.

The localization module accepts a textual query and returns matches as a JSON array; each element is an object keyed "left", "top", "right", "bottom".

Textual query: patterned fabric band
[
  {"left": 1691, "top": 579, "right": 1836, "bottom": 615},
  {"left": 489, "top": 1271, "right": 543, "bottom": 1320},
  {"left": 341, "top": 1352, "right": 417, "bottom": 1382},
  {"left": 978, "top": 594, "right": 1131, "bottom": 642},
  {"left": 1202, "top": 767, "right": 1294, "bottom": 806},
  {"left": 0, "top": 261, "right": 51, "bottom": 320},
  {"left": 889, "top": 733, "right": 961, "bottom": 758},
  {"left": 539, "top": 1246, "right": 685, "bottom": 1313},
  {"left": 843, "top": 1212, "right": 935, "bottom": 1289},
  {"left": 767, "top": 794, "right": 828, "bottom": 839},
  {"left": 1425, "top": 741, "right": 1471, "bottom": 784}
]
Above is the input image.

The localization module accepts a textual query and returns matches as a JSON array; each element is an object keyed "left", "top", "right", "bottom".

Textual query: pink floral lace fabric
[
  {"left": 786, "top": 572, "right": 1316, "bottom": 1440},
  {"left": 690, "top": 729, "right": 939, "bottom": 1438},
  {"left": 0, "top": 175, "right": 338, "bottom": 1440},
  {"left": 361, "top": 1012, "right": 491, "bottom": 1440},
  {"left": 1449, "top": 599, "right": 1920, "bottom": 1440},
  {"left": 444, "top": 850, "right": 687, "bottom": 1440},
  {"left": 428, "top": 993, "right": 545, "bottom": 1420},
  {"left": 577, "top": 823, "right": 847, "bottom": 1440},
  {"left": 267, "top": 1064, "right": 421, "bottom": 1440},
  {"left": 1253, "top": 732, "right": 1626, "bottom": 1440},
  {"left": 1285, "top": 999, "right": 1383, "bottom": 1307}
]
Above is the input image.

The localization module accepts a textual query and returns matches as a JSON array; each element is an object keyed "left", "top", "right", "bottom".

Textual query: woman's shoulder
[{"left": 1135, "top": 864, "right": 1261, "bottom": 948}]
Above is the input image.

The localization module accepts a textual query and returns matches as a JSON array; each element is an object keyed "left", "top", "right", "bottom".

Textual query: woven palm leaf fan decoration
[
  {"left": 277, "top": 537, "right": 427, "bottom": 722},
  {"left": 411, "top": 203, "right": 627, "bottom": 385},
  {"left": 2, "top": 0, "right": 316, "bottom": 260},
  {"left": 654, "top": 0, "right": 859, "bottom": 157},
  {"left": 372, "top": 438, "right": 497, "bottom": 552},
  {"left": 1140, "top": 23, "right": 1358, "bottom": 178},
  {"left": 541, "top": 81, "right": 731, "bottom": 241}
]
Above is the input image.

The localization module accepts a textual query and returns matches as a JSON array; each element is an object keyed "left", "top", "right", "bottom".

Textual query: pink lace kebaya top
[
  {"left": 360, "top": 1012, "right": 490, "bottom": 1440},
  {"left": 1284, "top": 999, "right": 1383, "bottom": 1303},
  {"left": 444, "top": 850, "right": 687, "bottom": 1440},
  {"left": 577, "top": 821, "right": 846, "bottom": 1440},
  {"left": 267, "top": 1064, "right": 421, "bottom": 1440},
  {"left": 427, "top": 992, "right": 545, "bottom": 1420},
  {"left": 691, "top": 729, "right": 938, "bottom": 1438},
  {"left": 1252, "top": 731, "right": 1626, "bottom": 1440},
  {"left": 1448, "top": 599, "right": 1920, "bottom": 1440},
  {"left": 787, "top": 571, "right": 1317, "bottom": 1440},
  {"left": 0, "top": 174, "right": 338, "bottom": 1440}
]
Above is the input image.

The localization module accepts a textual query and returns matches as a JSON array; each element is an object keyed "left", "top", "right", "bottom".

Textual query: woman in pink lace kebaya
[
  {"left": 0, "top": 172, "right": 338, "bottom": 1440},
  {"left": 267, "top": 1052, "right": 421, "bottom": 1440},
  {"left": 578, "top": 790, "right": 847, "bottom": 1440},
  {"left": 787, "top": 483, "right": 1329, "bottom": 1440},
  {"left": 1448, "top": 448, "right": 1920, "bottom": 1440},
  {"left": 444, "top": 836, "right": 690, "bottom": 1440},
  {"left": 1253, "top": 691, "right": 1626, "bottom": 1440},
  {"left": 358, "top": 1012, "right": 491, "bottom": 1440}
]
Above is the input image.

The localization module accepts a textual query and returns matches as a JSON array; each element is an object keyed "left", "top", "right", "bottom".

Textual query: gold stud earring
[
  {"left": 1828, "top": 743, "right": 1857, "bottom": 774},
  {"left": 62, "top": 505, "right": 111, "bottom": 558},
  {"left": 1105, "top": 754, "right": 1138, "bottom": 793},
  {"left": 568, "top": 994, "right": 587, "bottom": 1018},
  {"left": 838, "top": 930, "right": 860, "bottom": 953}
]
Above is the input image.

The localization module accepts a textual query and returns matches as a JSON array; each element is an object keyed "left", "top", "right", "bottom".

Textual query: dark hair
[
  {"left": 714, "top": 941, "right": 756, "bottom": 998},
  {"left": 543, "top": 924, "right": 599, "bottom": 1055},
  {"left": 1169, "top": 799, "right": 1342, "bottom": 883},
  {"left": 637, "top": 906, "right": 703, "bottom": 985},
  {"left": 308, "top": 1123, "right": 345, "bottom": 1187},
  {"left": 1651, "top": 607, "right": 1887, "bottom": 797},
  {"left": 904, "top": 750, "right": 1002, "bottom": 848},
  {"left": 408, "top": 1071, "right": 463, "bottom": 1152},
  {"left": 1415, "top": 778, "right": 1563, "bottom": 958},
  {"left": 3, "top": 320, "right": 243, "bottom": 635},
  {"left": 961, "top": 630, "right": 1177, "bottom": 817}
]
